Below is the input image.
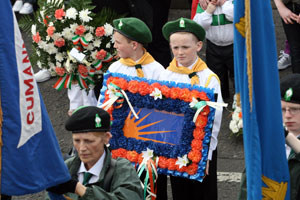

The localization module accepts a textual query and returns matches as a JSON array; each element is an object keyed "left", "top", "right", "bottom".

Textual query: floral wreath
[{"left": 100, "top": 72, "right": 218, "bottom": 182}]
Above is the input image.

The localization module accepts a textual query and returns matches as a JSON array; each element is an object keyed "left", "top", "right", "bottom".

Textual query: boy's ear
[
  {"left": 131, "top": 41, "right": 139, "bottom": 50},
  {"left": 196, "top": 41, "right": 203, "bottom": 52}
]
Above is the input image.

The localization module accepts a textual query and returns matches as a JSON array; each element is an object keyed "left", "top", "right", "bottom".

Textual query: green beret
[
  {"left": 162, "top": 17, "right": 206, "bottom": 41},
  {"left": 65, "top": 106, "right": 110, "bottom": 133},
  {"left": 113, "top": 17, "right": 152, "bottom": 44},
  {"left": 280, "top": 74, "right": 300, "bottom": 104}
]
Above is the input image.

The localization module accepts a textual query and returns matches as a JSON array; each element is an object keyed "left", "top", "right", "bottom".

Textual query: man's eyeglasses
[{"left": 281, "top": 107, "right": 300, "bottom": 115}]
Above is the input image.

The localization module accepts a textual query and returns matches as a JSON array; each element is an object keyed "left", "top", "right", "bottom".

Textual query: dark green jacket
[
  {"left": 46, "top": 147, "right": 143, "bottom": 200},
  {"left": 288, "top": 151, "right": 300, "bottom": 200}
]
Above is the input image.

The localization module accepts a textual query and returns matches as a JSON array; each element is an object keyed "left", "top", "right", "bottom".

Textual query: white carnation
[
  {"left": 46, "top": 36, "right": 50, "bottom": 41},
  {"left": 88, "top": 26, "right": 95, "bottom": 33},
  {"left": 70, "top": 23, "right": 78, "bottom": 32},
  {"left": 55, "top": 52, "right": 64, "bottom": 62},
  {"left": 84, "top": 32, "right": 93, "bottom": 41},
  {"left": 232, "top": 112, "right": 240, "bottom": 121},
  {"left": 52, "top": 33, "right": 62, "bottom": 40},
  {"left": 106, "top": 42, "right": 111, "bottom": 48},
  {"left": 93, "top": 39, "right": 102, "bottom": 47},
  {"left": 56, "top": 62, "right": 62, "bottom": 67},
  {"left": 38, "top": 40, "right": 47, "bottom": 50},
  {"left": 229, "top": 120, "right": 239, "bottom": 133},
  {"left": 37, "top": 61, "right": 42, "bottom": 69},
  {"left": 31, "top": 24, "right": 36, "bottom": 35},
  {"left": 104, "top": 23, "right": 113, "bottom": 36},
  {"left": 46, "top": 43, "right": 58, "bottom": 54},
  {"left": 66, "top": 7, "right": 78, "bottom": 20},
  {"left": 79, "top": 9, "right": 92, "bottom": 22},
  {"left": 62, "top": 27, "right": 74, "bottom": 40},
  {"left": 238, "top": 120, "right": 243, "bottom": 129},
  {"left": 85, "top": 44, "right": 94, "bottom": 51},
  {"left": 36, "top": 50, "right": 41, "bottom": 57},
  {"left": 91, "top": 50, "right": 98, "bottom": 59}
]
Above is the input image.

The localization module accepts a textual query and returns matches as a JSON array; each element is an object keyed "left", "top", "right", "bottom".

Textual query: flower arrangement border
[{"left": 101, "top": 72, "right": 216, "bottom": 182}]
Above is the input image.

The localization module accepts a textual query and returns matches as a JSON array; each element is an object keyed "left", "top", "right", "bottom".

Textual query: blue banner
[
  {"left": 234, "top": 0, "right": 290, "bottom": 199},
  {"left": 0, "top": 0, "right": 70, "bottom": 196}
]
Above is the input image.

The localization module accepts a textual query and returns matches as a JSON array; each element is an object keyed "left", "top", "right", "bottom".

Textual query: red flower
[
  {"left": 32, "top": 32, "right": 41, "bottom": 43},
  {"left": 95, "top": 26, "right": 105, "bottom": 37},
  {"left": 54, "top": 38, "right": 65, "bottom": 47},
  {"left": 111, "top": 148, "right": 127, "bottom": 159},
  {"left": 170, "top": 87, "right": 181, "bottom": 99},
  {"left": 112, "top": 78, "right": 128, "bottom": 91},
  {"left": 46, "top": 26, "right": 55, "bottom": 36},
  {"left": 188, "top": 150, "right": 202, "bottom": 163},
  {"left": 167, "top": 158, "right": 177, "bottom": 171},
  {"left": 176, "top": 165, "right": 187, "bottom": 173},
  {"left": 179, "top": 88, "right": 191, "bottom": 102},
  {"left": 138, "top": 154, "right": 144, "bottom": 164},
  {"left": 193, "top": 128, "right": 205, "bottom": 140},
  {"left": 198, "top": 91, "right": 210, "bottom": 101},
  {"left": 126, "top": 151, "right": 139, "bottom": 163},
  {"left": 158, "top": 156, "right": 168, "bottom": 169},
  {"left": 78, "top": 64, "right": 88, "bottom": 75},
  {"left": 106, "top": 77, "right": 115, "bottom": 85},
  {"left": 195, "top": 115, "right": 208, "bottom": 128},
  {"left": 54, "top": 8, "right": 65, "bottom": 20},
  {"left": 150, "top": 82, "right": 162, "bottom": 93},
  {"left": 75, "top": 25, "right": 86, "bottom": 36},
  {"left": 128, "top": 80, "right": 139, "bottom": 93},
  {"left": 160, "top": 85, "right": 171, "bottom": 98},
  {"left": 138, "top": 81, "right": 150, "bottom": 96},
  {"left": 96, "top": 49, "right": 107, "bottom": 60},
  {"left": 55, "top": 67, "right": 65, "bottom": 76},
  {"left": 191, "top": 139, "right": 203, "bottom": 151},
  {"left": 200, "top": 106, "right": 210, "bottom": 116},
  {"left": 186, "top": 163, "right": 198, "bottom": 175}
]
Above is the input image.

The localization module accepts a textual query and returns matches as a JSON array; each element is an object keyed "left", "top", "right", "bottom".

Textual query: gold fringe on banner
[{"left": 245, "top": 0, "right": 253, "bottom": 111}]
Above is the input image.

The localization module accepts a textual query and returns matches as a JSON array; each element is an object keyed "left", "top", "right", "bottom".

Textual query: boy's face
[
  {"left": 169, "top": 32, "right": 202, "bottom": 67},
  {"left": 281, "top": 100, "right": 300, "bottom": 135},
  {"left": 113, "top": 31, "right": 133, "bottom": 59}
]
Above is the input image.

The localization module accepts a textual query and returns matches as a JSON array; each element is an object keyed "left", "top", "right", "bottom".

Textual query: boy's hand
[
  {"left": 218, "top": 0, "right": 227, "bottom": 6},
  {"left": 206, "top": 1, "right": 217, "bottom": 14},
  {"left": 199, "top": 0, "right": 208, "bottom": 10}
]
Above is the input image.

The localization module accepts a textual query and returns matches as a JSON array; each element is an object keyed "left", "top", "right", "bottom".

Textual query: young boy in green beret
[
  {"left": 97, "top": 17, "right": 165, "bottom": 105},
  {"left": 158, "top": 17, "right": 223, "bottom": 200}
]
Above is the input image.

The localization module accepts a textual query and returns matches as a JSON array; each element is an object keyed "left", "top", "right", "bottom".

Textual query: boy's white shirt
[
  {"left": 159, "top": 58, "right": 223, "bottom": 160},
  {"left": 193, "top": 0, "right": 234, "bottom": 46},
  {"left": 97, "top": 59, "right": 165, "bottom": 105}
]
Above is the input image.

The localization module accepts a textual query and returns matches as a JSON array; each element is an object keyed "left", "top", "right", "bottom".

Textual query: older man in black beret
[{"left": 46, "top": 106, "right": 143, "bottom": 200}]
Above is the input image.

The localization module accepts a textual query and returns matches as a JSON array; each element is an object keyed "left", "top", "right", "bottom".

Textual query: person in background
[
  {"left": 238, "top": 74, "right": 300, "bottom": 200},
  {"left": 46, "top": 106, "right": 143, "bottom": 199},
  {"left": 274, "top": 0, "right": 300, "bottom": 74},
  {"left": 193, "top": 0, "right": 234, "bottom": 101},
  {"left": 12, "top": 0, "right": 35, "bottom": 14},
  {"left": 278, "top": 40, "right": 292, "bottom": 70},
  {"left": 159, "top": 17, "right": 223, "bottom": 200}
]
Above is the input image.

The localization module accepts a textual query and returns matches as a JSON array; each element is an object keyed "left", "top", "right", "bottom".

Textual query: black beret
[
  {"left": 113, "top": 17, "right": 152, "bottom": 44},
  {"left": 162, "top": 17, "right": 206, "bottom": 41},
  {"left": 280, "top": 74, "right": 300, "bottom": 104},
  {"left": 65, "top": 106, "right": 110, "bottom": 133}
]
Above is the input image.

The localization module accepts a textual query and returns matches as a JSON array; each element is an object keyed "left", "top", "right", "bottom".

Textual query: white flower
[
  {"left": 56, "top": 62, "right": 62, "bottom": 67},
  {"left": 66, "top": 7, "right": 77, "bottom": 20},
  {"left": 176, "top": 154, "right": 189, "bottom": 169},
  {"left": 49, "top": 22, "right": 54, "bottom": 27},
  {"left": 62, "top": 27, "right": 74, "bottom": 40},
  {"left": 55, "top": 52, "right": 64, "bottom": 62},
  {"left": 229, "top": 120, "right": 239, "bottom": 133},
  {"left": 70, "top": 23, "right": 78, "bottom": 32},
  {"left": 85, "top": 44, "right": 94, "bottom": 51},
  {"left": 46, "top": 36, "right": 50, "bottom": 41},
  {"left": 91, "top": 50, "right": 98, "bottom": 59},
  {"left": 232, "top": 112, "right": 240, "bottom": 121},
  {"left": 104, "top": 23, "right": 114, "bottom": 36},
  {"left": 84, "top": 32, "right": 93, "bottom": 42},
  {"left": 106, "top": 42, "right": 111, "bottom": 48},
  {"left": 149, "top": 88, "right": 162, "bottom": 100},
  {"left": 79, "top": 9, "right": 92, "bottom": 22},
  {"left": 238, "top": 119, "right": 243, "bottom": 129},
  {"left": 52, "top": 33, "right": 62, "bottom": 40},
  {"left": 37, "top": 61, "right": 42, "bottom": 69},
  {"left": 45, "top": 43, "right": 58, "bottom": 54},
  {"left": 107, "top": 84, "right": 119, "bottom": 98},
  {"left": 88, "top": 26, "right": 95, "bottom": 33},
  {"left": 93, "top": 39, "right": 102, "bottom": 47},
  {"left": 235, "top": 106, "right": 242, "bottom": 113},
  {"left": 142, "top": 148, "right": 154, "bottom": 162},
  {"left": 36, "top": 50, "right": 40, "bottom": 57},
  {"left": 38, "top": 40, "right": 47, "bottom": 49},
  {"left": 31, "top": 24, "right": 36, "bottom": 35}
]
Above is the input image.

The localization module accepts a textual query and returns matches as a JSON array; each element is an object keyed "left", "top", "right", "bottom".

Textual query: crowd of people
[{"left": 3, "top": 0, "right": 300, "bottom": 199}]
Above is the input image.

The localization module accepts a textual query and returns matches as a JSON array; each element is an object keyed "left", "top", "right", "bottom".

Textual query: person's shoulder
[{"left": 108, "top": 60, "right": 122, "bottom": 72}]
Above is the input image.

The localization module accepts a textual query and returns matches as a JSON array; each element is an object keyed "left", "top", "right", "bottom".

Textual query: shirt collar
[{"left": 78, "top": 150, "right": 106, "bottom": 177}]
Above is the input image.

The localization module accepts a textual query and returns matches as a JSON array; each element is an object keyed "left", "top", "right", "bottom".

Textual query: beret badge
[
  {"left": 179, "top": 18, "right": 185, "bottom": 28},
  {"left": 95, "top": 114, "right": 102, "bottom": 128},
  {"left": 284, "top": 88, "right": 293, "bottom": 102},
  {"left": 118, "top": 19, "right": 123, "bottom": 29}
]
